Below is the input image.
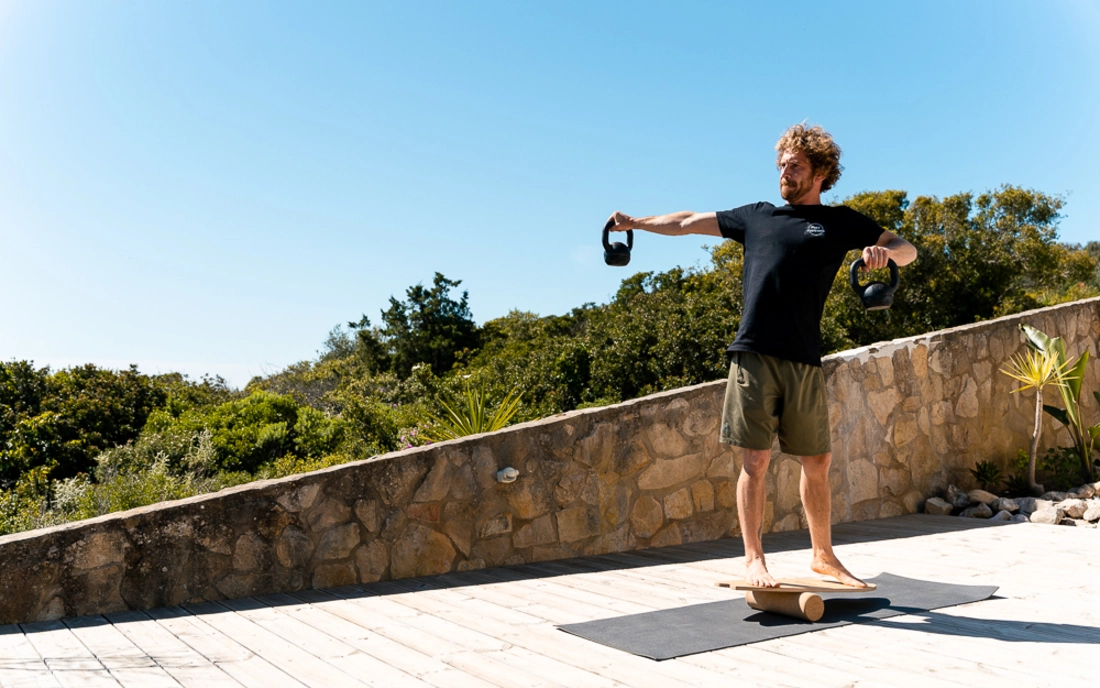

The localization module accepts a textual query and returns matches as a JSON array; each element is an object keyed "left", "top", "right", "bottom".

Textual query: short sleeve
[
  {"left": 841, "top": 208, "right": 885, "bottom": 251},
  {"left": 716, "top": 203, "right": 770, "bottom": 243}
]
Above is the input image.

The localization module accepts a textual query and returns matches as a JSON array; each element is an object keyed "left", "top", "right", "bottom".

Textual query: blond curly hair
[{"left": 775, "top": 124, "right": 843, "bottom": 192}]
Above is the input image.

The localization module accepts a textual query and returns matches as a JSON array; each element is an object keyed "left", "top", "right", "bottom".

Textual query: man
[{"left": 607, "top": 124, "right": 917, "bottom": 588}]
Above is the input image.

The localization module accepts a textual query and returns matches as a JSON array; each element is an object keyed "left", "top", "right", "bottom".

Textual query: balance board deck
[{"left": 715, "top": 578, "right": 877, "bottom": 593}]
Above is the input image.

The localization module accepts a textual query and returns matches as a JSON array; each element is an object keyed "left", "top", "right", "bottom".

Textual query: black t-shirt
[{"left": 716, "top": 202, "right": 885, "bottom": 367}]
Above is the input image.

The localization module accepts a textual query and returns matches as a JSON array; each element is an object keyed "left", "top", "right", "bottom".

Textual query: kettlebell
[
  {"left": 602, "top": 218, "right": 633, "bottom": 267},
  {"left": 849, "top": 258, "right": 899, "bottom": 311}
]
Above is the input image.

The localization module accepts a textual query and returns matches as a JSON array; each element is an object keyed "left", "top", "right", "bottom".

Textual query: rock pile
[{"left": 924, "top": 481, "right": 1100, "bottom": 528}]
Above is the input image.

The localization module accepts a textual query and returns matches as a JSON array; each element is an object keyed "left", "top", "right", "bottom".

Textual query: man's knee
[
  {"left": 800, "top": 452, "right": 831, "bottom": 479},
  {"left": 740, "top": 448, "right": 772, "bottom": 479}
]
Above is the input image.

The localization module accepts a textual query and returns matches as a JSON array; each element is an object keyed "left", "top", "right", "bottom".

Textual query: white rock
[
  {"left": 1068, "top": 484, "right": 1096, "bottom": 499},
  {"left": 1056, "top": 499, "right": 1088, "bottom": 519},
  {"left": 1030, "top": 507, "right": 1065, "bottom": 525},
  {"left": 967, "top": 489, "right": 998, "bottom": 505},
  {"left": 1016, "top": 498, "right": 1052, "bottom": 515},
  {"left": 1083, "top": 504, "right": 1100, "bottom": 523},
  {"left": 959, "top": 503, "right": 993, "bottom": 519},
  {"left": 991, "top": 497, "right": 1019, "bottom": 514},
  {"left": 924, "top": 497, "right": 953, "bottom": 516},
  {"left": 945, "top": 485, "right": 970, "bottom": 511}
]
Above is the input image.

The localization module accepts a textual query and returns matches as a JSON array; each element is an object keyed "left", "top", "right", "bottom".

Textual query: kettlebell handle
[
  {"left": 602, "top": 218, "right": 633, "bottom": 252},
  {"left": 849, "top": 258, "right": 899, "bottom": 293}
]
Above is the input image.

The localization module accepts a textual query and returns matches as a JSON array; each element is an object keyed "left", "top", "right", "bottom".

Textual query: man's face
[{"left": 778, "top": 150, "right": 824, "bottom": 204}]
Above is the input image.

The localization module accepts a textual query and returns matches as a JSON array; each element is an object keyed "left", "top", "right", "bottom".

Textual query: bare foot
[
  {"left": 745, "top": 557, "right": 778, "bottom": 587},
  {"left": 811, "top": 555, "right": 869, "bottom": 589}
]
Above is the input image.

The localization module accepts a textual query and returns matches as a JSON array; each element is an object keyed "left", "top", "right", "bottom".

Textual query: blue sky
[{"left": 2, "top": 1, "right": 1098, "bottom": 387}]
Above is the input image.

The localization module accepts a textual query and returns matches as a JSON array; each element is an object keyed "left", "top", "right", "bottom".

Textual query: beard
[{"left": 780, "top": 177, "right": 812, "bottom": 203}]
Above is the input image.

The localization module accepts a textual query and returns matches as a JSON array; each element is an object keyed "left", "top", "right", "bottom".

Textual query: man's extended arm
[
  {"left": 862, "top": 230, "right": 917, "bottom": 270},
  {"left": 608, "top": 210, "right": 722, "bottom": 237}
]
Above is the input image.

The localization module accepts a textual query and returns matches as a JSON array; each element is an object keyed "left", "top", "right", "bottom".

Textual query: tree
[
  {"left": 835, "top": 186, "right": 1097, "bottom": 347},
  {"left": 1, "top": 364, "right": 166, "bottom": 482},
  {"left": 377, "top": 272, "right": 480, "bottom": 378}
]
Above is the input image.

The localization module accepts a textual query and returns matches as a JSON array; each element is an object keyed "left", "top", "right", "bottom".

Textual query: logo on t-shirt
[{"left": 805, "top": 223, "right": 826, "bottom": 237}]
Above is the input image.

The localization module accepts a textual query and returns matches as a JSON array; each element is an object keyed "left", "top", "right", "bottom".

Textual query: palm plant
[
  {"left": 1018, "top": 324, "right": 1098, "bottom": 482},
  {"left": 422, "top": 380, "right": 523, "bottom": 442},
  {"left": 1000, "top": 342, "right": 1073, "bottom": 496}
]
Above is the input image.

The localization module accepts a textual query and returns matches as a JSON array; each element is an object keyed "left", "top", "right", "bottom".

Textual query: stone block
[
  {"left": 390, "top": 525, "right": 457, "bottom": 578},
  {"left": 312, "top": 562, "right": 357, "bottom": 589},
  {"left": 990, "top": 497, "right": 1018, "bottom": 514},
  {"left": 314, "top": 523, "right": 361, "bottom": 561},
  {"left": 574, "top": 423, "right": 617, "bottom": 471},
  {"left": 650, "top": 525, "right": 683, "bottom": 547},
  {"left": 773, "top": 514, "right": 801, "bottom": 532},
  {"left": 354, "top": 499, "right": 380, "bottom": 533},
  {"left": 556, "top": 506, "right": 600, "bottom": 543},
  {"left": 954, "top": 377, "right": 979, "bottom": 418},
  {"left": 478, "top": 514, "right": 513, "bottom": 539},
  {"left": 959, "top": 503, "right": 992, "bottom": 518},
  {"left": 1029, "top": 507, "right": 1064, "bottom": 525},
  {"left": 630, "top": 496, "right": 664, "bottom": 539},
  {"left": 449, "top": 463, "right": 477, "bottom": 501},
  {"left": 663, "top": 489, "right": 693, "bottom": 521},
  {"left": 776, "top": 459, "right": 801, "bottom": 514},
  {"left": 413, "top": 456, "right": 452, "bottom": 503},
  {"left": 406, "top": 502, "right": 441, "bottom": 523},
  {"left": 847, "top": 459, "right": 878, "bottom": 505},
  {"left": 276, "top": 483, "right": 321, "bottom": 513},
  {"left": 514, "top": 515, "right": 557, "bottom": 549},
  {"left": 506, "top": 476, "right": 553, "bottom": 521},
  {"left": 275, "top": 527, "right": 313, "bottom": 569},
  {"left": 637, "top": 453, "right": 705, "bottom": 491},
  {"left": 646, "top": 423, "right": 690, "bottom": 459},
  {"left": 1055, "top": 499, "right": 1088, "bottom": 519},
  {"left": 1083, "top": 504, "right": 1100, "bottom": 523},
  {"left": 690, "top": 481, "right": 715, "bottom": 512},
  {"left": 967, "top": 489, "right": 998, "bottom": 506},
  {"left": 924, "top": 497, "right": 953, "bottom": 515},
  {"left": 716, "top": 481, "right": 736, "bottom": 509},
  {"left": 232, "top": 534, "right": 269, "bottom": 572},
  {"left": 307, "top": 500, "right": 352, "bottom": 533},
  {"left": 354, "top": 541, "right": 388, "bottom": 583},
  {"left": 70, "top": 532, "right": 128, "bottom": 571},
  {"left": 894, "top": 414, "right": 919, "bottom": 447},
  {"left": 457, "top": 558, "right": 487, "bottom": 572}
]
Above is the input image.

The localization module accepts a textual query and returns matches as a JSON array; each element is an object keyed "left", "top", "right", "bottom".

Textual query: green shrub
[{"left": 968, "top": 460, "right": 1003, "bottom": 491}]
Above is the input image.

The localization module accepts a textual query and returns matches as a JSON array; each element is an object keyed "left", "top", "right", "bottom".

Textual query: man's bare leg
[
  {"left": 737, "top": 448, "right": 777, "bottom": 587},
  {"left": 800, "top": 453, "right": 869, "bottom": 588}
]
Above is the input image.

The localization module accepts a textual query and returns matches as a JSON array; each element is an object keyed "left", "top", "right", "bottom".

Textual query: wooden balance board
[{"left": 715, "top": 578, "right": 877, "bottom": 622}]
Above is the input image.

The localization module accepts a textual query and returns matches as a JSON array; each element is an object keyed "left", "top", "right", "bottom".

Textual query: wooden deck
[{"left": 2, "top": 514, "right": 1097, "bottom": 687}]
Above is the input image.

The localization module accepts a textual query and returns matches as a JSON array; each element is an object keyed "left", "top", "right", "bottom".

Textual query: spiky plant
[
  {"left": 1000, "top": 345, "right": 1073, "bottom": 496},
  {"left": 422, "top": 381, "right": 523, "bottom": 442}
]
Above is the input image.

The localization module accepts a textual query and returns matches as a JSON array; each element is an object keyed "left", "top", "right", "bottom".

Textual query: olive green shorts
[{"left": 719, "top": 351, "right": 831, "bottom": 456}]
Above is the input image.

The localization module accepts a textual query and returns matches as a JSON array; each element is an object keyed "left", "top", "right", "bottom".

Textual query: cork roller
[{"left": 745, "top": 590, "right": 825, "bottom": 622}]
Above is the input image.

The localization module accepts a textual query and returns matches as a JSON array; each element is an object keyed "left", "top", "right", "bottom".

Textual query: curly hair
[{"left": 775, "top": 124, "right": 843, "bottom": 192}]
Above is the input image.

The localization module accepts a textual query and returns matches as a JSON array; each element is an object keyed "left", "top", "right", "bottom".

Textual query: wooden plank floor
[{"left": 1, "top": 515, "right": 1097, "bottom": 687}]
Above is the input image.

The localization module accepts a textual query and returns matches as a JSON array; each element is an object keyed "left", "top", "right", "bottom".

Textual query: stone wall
[{"left": 1, "top": 297, "right": 1097, "bottom": 624}]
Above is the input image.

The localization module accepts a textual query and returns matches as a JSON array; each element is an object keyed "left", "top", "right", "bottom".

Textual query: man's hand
[
  {"left": 607, "top": 211, "right": 635, "bottom": 232},
  {"left": 861, "top": 244, "right": 893, "bottom": 271}
]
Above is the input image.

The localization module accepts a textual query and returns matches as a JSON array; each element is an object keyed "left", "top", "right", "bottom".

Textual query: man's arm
[
  {"left": 608, "top": 210, "right": 722, "bottom": 237},
  {"left": 862, "top": 230, "right": 917, "bottom": 270}
]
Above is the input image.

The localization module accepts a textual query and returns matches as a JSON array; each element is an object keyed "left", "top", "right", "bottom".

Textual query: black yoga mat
[{"left": 558, "top": 573, "right": 998, "bottom": 660}]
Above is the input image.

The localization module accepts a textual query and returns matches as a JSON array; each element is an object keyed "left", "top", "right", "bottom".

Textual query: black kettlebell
[
  {"left": 850, "top": 258, "right": 899, "bottom": 311},
  {"left": 602, "top": 218, "right": 633, "bottom": 267}
]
